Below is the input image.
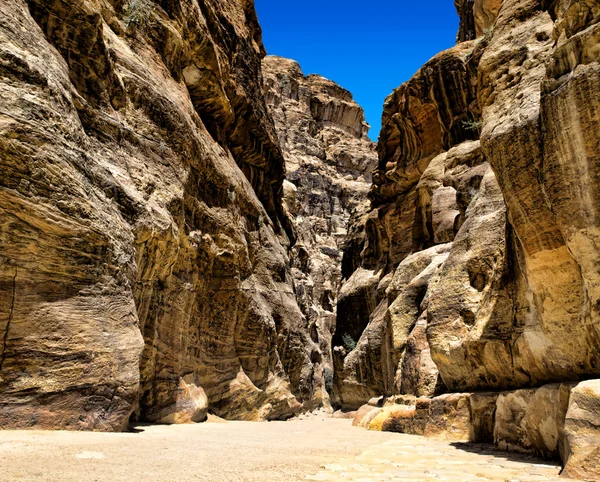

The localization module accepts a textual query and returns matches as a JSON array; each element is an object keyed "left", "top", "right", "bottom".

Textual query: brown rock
[
  {"left": 456, "top": 0, "right": 504, "bottom": 41},
  {"left": 332, "top": 409, "right": 357, "bottom": 419},
  {"left": 380, "top": 398, "right": 431, "bottom": 436},
  {"left": 334, "top": 298, "right": 393, "bottom": 410},
  {"left": 262, "top": 56, "right": 376, "bottom": 411},
  {"left": 337, "top": 2, "right": 600, "bottom": 479},
  {"left": 469, "top": 392, "right": 499, "bottom": 443},
  {"left": 144, "top": 379, "right": 208, "bottom": 424},
  {"left": 399, "top": 314, "right": 441, "bottom": 398},
  {"left": 373, "top": 42, "right": 480, "bottom": 205},
  {"left": 0, "top": 0, "right": 306, "bottom": 429},
  {"left": 352, "top": 404, "right": 382, "bottom": 428},
  {"left": 470, "top": 0, "right": 600, "bottom": 392},
  {"left": 424, "top": 393, "right": 472, "bottom": 441},
  {"left": 494, "top": 383, "right": 573, "bottom": 459},
  {"left": 562, "top": 380, "right": 600, "bottom": 479},
  {"left": 368, "top": 393, "right": 472, "bottom": 442},
  {"left": 426, "top": 157, "right": 512, "bottom": 391}
]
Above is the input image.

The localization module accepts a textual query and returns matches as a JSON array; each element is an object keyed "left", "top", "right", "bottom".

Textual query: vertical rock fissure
[{"left": 0, "top": 269, "right": 17, "bottom": 372}]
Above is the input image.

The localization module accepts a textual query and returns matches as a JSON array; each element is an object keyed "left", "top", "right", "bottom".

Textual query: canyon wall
[
  {"left": 0, "top": 0, "right": 327, "bottom": 430},
  {"left": 0, "top": 0, "right": 598, "bottom": 476},
  {"left": 262, "top": 56, "right": 376, "bottom": 409},
  {"left": 343, "top": 0, "right": 599, "bottom": 477}
]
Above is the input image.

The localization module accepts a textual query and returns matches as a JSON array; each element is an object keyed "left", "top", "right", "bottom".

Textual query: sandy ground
[{"left": 0, "top": 416, "right": 567, "bottom": 482}]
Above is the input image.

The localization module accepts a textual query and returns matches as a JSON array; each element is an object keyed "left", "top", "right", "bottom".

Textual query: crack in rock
[{"left": 0, "top": 269, "right": 17, "bottom": 372}]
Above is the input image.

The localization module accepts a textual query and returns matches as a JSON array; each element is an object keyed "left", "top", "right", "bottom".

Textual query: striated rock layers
[
  {"left": 0, "top": 0, "right": 332, "bottom": 430},
  {"left": 340, "top": 0, "right": 600, "bottom": 478},
  {"left": 262, "top": 56, "right": 377, "bottom": 410}
]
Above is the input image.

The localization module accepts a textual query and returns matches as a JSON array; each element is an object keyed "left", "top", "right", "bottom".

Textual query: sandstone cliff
[
  {"left": 0, "top": 0, "right": 313, "bottom": 430},
  {"left": 342, "top": 0, "right": 600, "bottom": 478},
  {"left": 262, "top": 56, "right": 377, "bottom": 409},
  {"left": 1, "top": 0, "right": 599, "bottom": 476}
]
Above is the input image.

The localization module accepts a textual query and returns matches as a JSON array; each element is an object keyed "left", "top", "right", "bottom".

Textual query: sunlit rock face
[
  {"left": 0, "top": 0, "right": 312, "bottom": 430},
  {"left": 444, "top": 0, "right": 600, "bottom": 392},
  {"left": 338, "top": 0, "right": 600, "bottom": 476},
  {"left": 335, "top": 0, "right": 600, "bottom": 402},
  {"left": 262, "top": 56, "right": 377, "bottom": 410},
  {"left": 331, "top": 37, "right": 498, "bottom": 410}
]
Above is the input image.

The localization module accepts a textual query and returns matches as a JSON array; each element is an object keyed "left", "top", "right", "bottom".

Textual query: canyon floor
[{"left": 0, "top": 417, "right": 572, "bottom": 482}]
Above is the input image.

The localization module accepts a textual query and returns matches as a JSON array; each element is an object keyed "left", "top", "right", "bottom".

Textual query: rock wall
[
  {"left": 1, "top": 2, "right": 598, "bottom": 476},
  {"left": 262, "top": 56, "right": 376, "bottom": 409},
  {"left": 342, "top": 0, "right": 600, "bottom": 477},
  {"left": 332, "top": 38, "right": 490, "bottom": 409},
  {"left": 0, "top": 0, "right": 315, "bottom": 430}
]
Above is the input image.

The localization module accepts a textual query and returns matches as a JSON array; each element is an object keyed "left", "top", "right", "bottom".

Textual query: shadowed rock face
[
  {"left": 0, "top": 0, "right": 308, "bottom": 430},
  {"left": 262, "top": 56, "right": 376, "bottom": 410}
]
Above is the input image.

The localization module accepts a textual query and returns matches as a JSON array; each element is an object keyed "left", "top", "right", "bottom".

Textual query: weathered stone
[
  {"left": 494, "top": 384, "right": 573, "bottom": 459},
  {"left": 373, "top": 42, "right": 479, "bottom": 205},
  {"left": 331, "top": 409, "right": 357, "bottom": 419},
  {"left": 398, "top": 314, "right": 440, "bottom": 398},
  {"left": 334, "top": 298, "right": 392, "bottom": 410},
  {"left": 562, "top": 380, "right": 600, "bottom": 480},
  {"left": 426, "top": 161, "right": 512, "bottom": 392},
  {"left": 352, "top": 404, "right": 382, "bottom": 428},
  {"left": 336, "top": 1, "right": 600, "bottom": 479},
  {"left": 463, "top": 0, "right": 600, "bottom": 393},
  {"left": 0, "top": 0, "right": 307, "bottom": 429},
  {"left": 424, "top": 393, "right": 472, "bottom": 441},
  {"left": 144, "top": 379, "right": 208, "bottom": 424},
  {"left": 263, "top": 56, "right": 376, "bottom": 411},
  {"left": 367, "top": 393, "right": 471, "bottom": 442},
  {"left": 456, "top": 0, "right": 504, "bottom": 41},
  {"left": 468, "top": 392, "right": 499, "bottom": 443},
  {"left": 379, "top": 398, "right": 432, "bottom": 435}
]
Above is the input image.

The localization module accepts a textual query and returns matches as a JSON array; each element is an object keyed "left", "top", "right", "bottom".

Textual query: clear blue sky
[{"left": 255, "top": 1, "right": 459, "bottom": 141}]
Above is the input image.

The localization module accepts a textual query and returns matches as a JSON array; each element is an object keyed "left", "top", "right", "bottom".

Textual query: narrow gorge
[{"left": 0, "top": 0, "right": 598, "bottom": 480}]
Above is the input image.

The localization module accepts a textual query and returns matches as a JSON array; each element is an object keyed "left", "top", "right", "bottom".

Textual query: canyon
[{"left": 0, "top": 0, "right": 598, "bottom": 480}]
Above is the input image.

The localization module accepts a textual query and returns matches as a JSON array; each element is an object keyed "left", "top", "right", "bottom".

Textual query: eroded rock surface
[
  {"left": 262, "top": 56, "right": 376, "bottom": 410},
  {"left": 343, "top": 0, "right": 600, "bottom": 478},
  {"left": 0, "top": 0, "right": 309, "bottom": 429},
  {"left": 562, "top": 380, "right": 600, "bottom": 480},
  {"left": 338, "top": 0, "right": 600, "bottom": 402}
]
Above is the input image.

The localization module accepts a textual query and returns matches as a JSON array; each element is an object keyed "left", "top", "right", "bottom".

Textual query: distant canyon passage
[{"left": 0, "top": 0, "right": 599, "bottom": 480}]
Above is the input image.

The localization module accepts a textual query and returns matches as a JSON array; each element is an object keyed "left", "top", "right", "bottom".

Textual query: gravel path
[{"left": 0, "top": 417, "right": 568, "bottom": 481}]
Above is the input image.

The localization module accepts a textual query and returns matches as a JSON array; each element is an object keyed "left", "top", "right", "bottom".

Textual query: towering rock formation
[
  {"left": 344, "top": 0, "right": 600, "bottom": 478},
  {"left": 0, "top": 0, "right": 319, "bottom": 430},
  {"left": 262, "top": 56, "right": 377, "bottom": 409},
  {"left": 1, "top": 0, "right": 599, "bottom": 477}
]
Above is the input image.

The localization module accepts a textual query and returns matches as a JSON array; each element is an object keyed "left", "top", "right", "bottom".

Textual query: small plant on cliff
[
  {"left": 462, "top": 119, "right": 483, "bottom": 132},
  {"left": 342, "top": 333, "right": 357, "bottom": 352},
  {"left": 124, "top": 0, "right": 153, "bottom": 30}
]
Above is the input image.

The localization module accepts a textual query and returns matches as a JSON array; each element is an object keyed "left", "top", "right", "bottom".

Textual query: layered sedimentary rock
[
  {"left": 0, "top": 0, "right": 314, "bottom": 430},
  {"left": 456, "top": 0, "right": 504, "bottom": 41},
  {"left": 262, "top": 56, "right": 376, "bottom": 409},
  {"left": 344, "top": 0, "right": 600, "bottom": 477},
  {"left": 332, "top": 39, "right": 495, "bottom": 409},
  {"left": 338, "top": 0, "right": 600, "bottom": 401},
  {"left": 432, "top": 0, "right": 600, "bottom": 393}
]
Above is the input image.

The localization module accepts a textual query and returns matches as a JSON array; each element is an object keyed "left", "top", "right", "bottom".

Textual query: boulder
[{"left": 561, "top": 380, "right": 600, "bottom": 479}]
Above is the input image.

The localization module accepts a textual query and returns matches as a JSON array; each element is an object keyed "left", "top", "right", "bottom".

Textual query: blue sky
[{"left": 255, "top": 1, "right": 459, "bottom": 141}]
